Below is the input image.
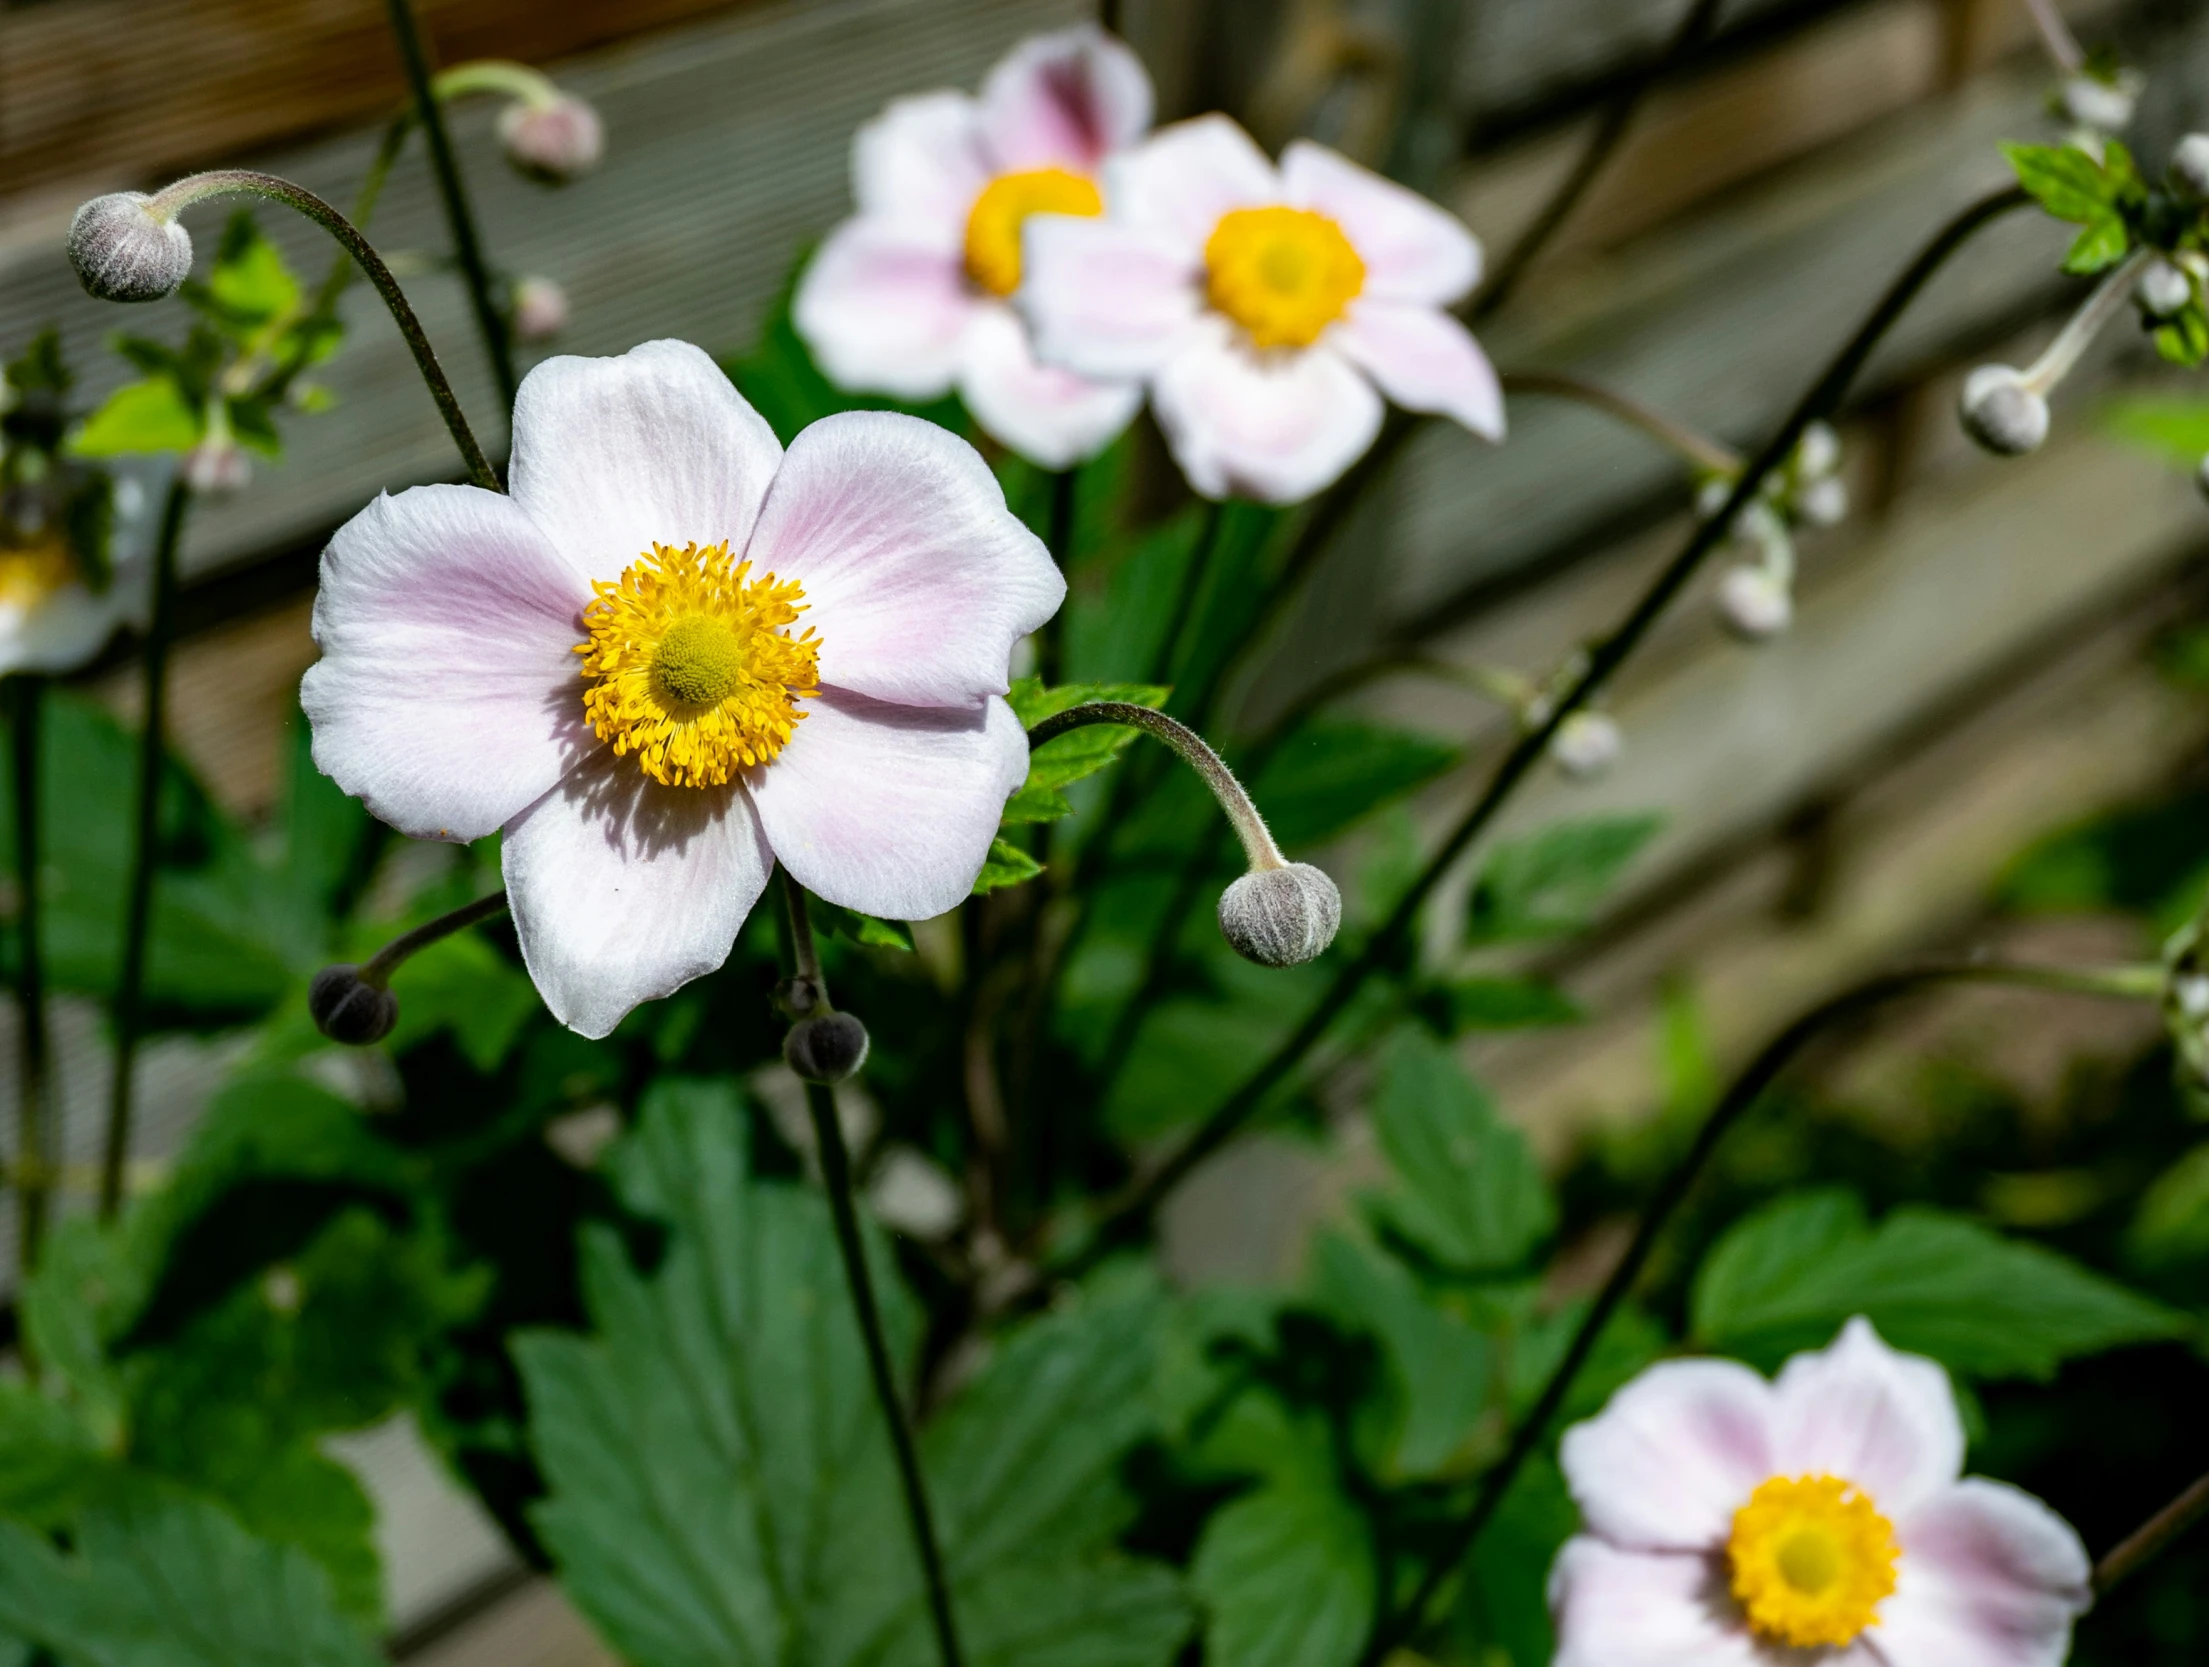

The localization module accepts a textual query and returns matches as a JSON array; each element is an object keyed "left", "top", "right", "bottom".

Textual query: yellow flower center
[
  {"left": 576, "top": 541, "right": 820, "bottom": 789},
  {"left": 963, "top": 167, "right": 1104, "bottom": 297},
  {"left": 1204, "top": 205, "right": 1365, "bottom": 350},
  {"left": 1726, "top": 1474, "right": 1900, "bottom": 1649},
  {"left": 0, "top": 534, "right": 78, "bottom": 612}
]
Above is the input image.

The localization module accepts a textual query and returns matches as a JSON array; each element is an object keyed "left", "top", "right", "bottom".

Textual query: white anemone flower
[
  {"left": 1019, "top": 115, "right": 1504, "bottom": 503},
  {"left": 0, "top": 460, "right": 161, "bottom": 676},
  {"left": 302, "top": 340, "right": 1062, "bottom": 1039},
  {"left": 1550, "top": 1317, "right": 2091, "bottom": 1667},
  {"left": 794, "top": 25, "right": 1152, "bottom": 469}
]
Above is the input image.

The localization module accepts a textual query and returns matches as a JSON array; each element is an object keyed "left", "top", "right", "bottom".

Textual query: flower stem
[
  {"left": 1027, "top": 702, "right": 1285, "bottom": 873},
  {"left": 2021, "top": 0, "right": 2086, "bottom": 75},
  {"left": 148, "top": 169, "right": 500, "bottom": 491},
  {"left": 1039, "top": 465, "right": 1079, "bottom": 684},
  {"left": 1046, "top": 182, "right": 2033, "bottom": 1279},
  {"left": 8, "top": 677, "right": 50, "bottom": 1273},
  {"left": 1501, "top": 369, "right": 1740, "bottom": 474},
  {"left": 99, "top": 476, "right": 190, "bottom": 1220},
  {"left": 359, "top": 889, "right": 510, "bottom": 986},
  {"left": 1359, "top": 955, "right": 2160, "bottom": 1662},
  {"left": 383, "top": 0, "right": 519, "bottom": 409},
  {"left": 2018, "top": 249, "right": 2150, "bottom": 397},
  {"left": 2094, "top": 1468, "right": 2209, "bottom": 1596},
  {"left": 779, "top": 875, "right": 965, "bottom": 1667}
]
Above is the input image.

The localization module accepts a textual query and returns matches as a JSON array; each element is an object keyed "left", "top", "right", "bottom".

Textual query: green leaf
[
  {"left": 1441, "top": 1457, "right": 1577, "bottom": 1667},
  {"left": 0, "top": 1384, "right": 112, "bottom": 1529},
  {"left": 812, "top": 899, "right": 917, "bottom": 952},
  {"left": 1248, "top": 721, "right": 1459, "bottom": 851},
  {"left": 974, "top": 836, "right": 1045, "bottom": 894},
  {"left": 2065, "top": 214, "right": 2131, "bottom": 274},
  {"left": 2129, "top": 1142, "right": 2209, "bottom": 1267},
  {"left": 2105, "top": 394, "right": 2209, "bottom": 464},
  {"left": 1691, "top": 1189, "right": 2191, "bottom": 1378},
  {"left": 0, "top": 1488, "right": 379, "bottom": 1667},
  {"left": 1439, "top": 976, "right": 1580, "bottom": 1030},
  {"left": 2155, "top": 307, "right": 2209, "bottom": 368},
  {"left": 2003, "top": 141, "right": 2126, "bottom": 224},
  {"left": 1190, "top": 1465, "right": 1374, "bottom": 1667},
  {"left": 67, "top": 379, "right": 200, "bottom": 457},
  {"left": 517, "top": 1079, "right": 1190, "bottom": 1667},
  {"left": 1465, "top": 813, "right": 1663, "bottom": 943},
  {"left": 204, "top": 213, "right": 302, "bottom": 325},
  {"left": 1004, "top": 680, "right": 1171, "bottom": 827},
  {"left": 1369, "top": 1031, "right": 1554, "bottom": 1273}
]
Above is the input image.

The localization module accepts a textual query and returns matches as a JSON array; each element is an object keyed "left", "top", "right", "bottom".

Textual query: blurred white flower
[
  {"left": 0, "top": 458, "right": 163, "bottom": 677},
  {"left": 1550, "top": 710, "right": 1621, "bottom": 779},
  {"left": 795, "top": 26, "right": 1153, "bottom": 468},
  {"left": 1717, "top": 563, "right": 1793, "bottom": 640}
]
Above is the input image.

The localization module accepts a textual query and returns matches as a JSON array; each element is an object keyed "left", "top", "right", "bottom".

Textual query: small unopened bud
[
  {"left": 1694, "top": 475, "right": 1735, "bottom": 519},
  {"left": 1797, "top": 475, "right": 1848, "bottom": 528},
  {"left": 308, "top": 964, "right": 398, "bottom": 1045},
  {"left": 1958, "top": 365, "right": 2049, "bottom": 457},
  {"left": 1218, "top": 862, "right": 1342, "bottom": 968},
  {"left": 2138, "top": 258, "right": 2193, "bottom": 319},
  {"left": 784, "top": 1011, "right": 870, "bottom": 1083},
  {"left": 2174, "top": 134, "right": 2209, "bottom": 199},
  {"left": 2061, "top": 72, "right": 2137, "bottom": 134},
  {"left": 1794, "top": 421, "right": 1840, "bottom": 481},
  {"left": 510, "top": 275, "right": 570, "bottom": 342},
  {"left": 499, "top": 94, "right": 605, "bottom": 184},
  {"left": 1717, "top": 564, "right": 1793, "bottom": 640},
  {"left": 68, "top": 193, "right": 193, "bottom": 303},
  {"left": 1550, "top": 710, "right": 1622, "bottom": 779},
  {"left": 181, "top": 436, "right": 250, "bottom": 496}
]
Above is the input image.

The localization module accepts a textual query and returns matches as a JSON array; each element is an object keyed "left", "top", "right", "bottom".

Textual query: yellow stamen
[
  {"left": 963, "top": 166, "right": 1104, "bottom": 296},
  {"left": 1203, "top": 205, "right": 1365, "bottom": 350},
  {"left": 0, "top": 534, "right": 79, "bottom": 612},
  {"left": 576, "top": 541, "right": 819, "bottom": 789},
  {"left": 1727, "top": 1474, "right": 1899, "bottom": 1649}
]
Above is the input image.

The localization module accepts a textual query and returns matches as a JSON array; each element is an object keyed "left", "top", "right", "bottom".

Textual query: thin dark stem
[
  {"left": 99, "top": 477, "right": 190, "bottom": 1219},
  {"left": 1361, "top": 956, "right": 2159, "bottom": 1661},
  {"left": 1045, "top": 184, "right": 2032, "bottom": 1277},
  {"left": 1502, "top": 369, "right": 1740, "bottom": 473},
  {"left": 1470, "top": 0, "right": 1728, "bottom": 320},
  {"left": 780, "top": 874, "right": 965, "bottom": 1667},
  {"left": 360, "top": 889, "right": 510, "bottom": 986},
  {"left": 1151, "top": 499, "right": 1227, "bottom": 694},
  {"left": 9, "top": 678, "right": 48, "bottom": 1273},
  {"left": 150, "top": 170, "right": 500, "bottom": 491},
  {"left": 383, "top": 0, "right": 518, "bottom": 409},
  {"left": 1038, "top": 466, "right": 1078, "bottom": 684},
  {"left": 2095, "top": 1470, "right": 2209, "bottom": 1596}
]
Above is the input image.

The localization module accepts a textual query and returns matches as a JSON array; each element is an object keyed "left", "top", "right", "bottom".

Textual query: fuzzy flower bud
[
  {"left": 1550, "top": 710, "right": 1622, "bottom": 779},
  {"left": 499, "top": 94, "right": 605, "bottom": 184},
  {"left": 67, "top": 193, "right": 193, "bottom": 303},
  {"left": 181, "top": 435, "right": 251, "bottom": 496},
  {"left": 1217, "top": 862, "right": 1342, "bottom": 968},
  {"left": 784, "top": 1010, "right": 870, "bottom": 1083},
  {"left": 510, "top": 275, "right": 570, "bottom": 343},
  {"left": 2138, "top": 257, "right": 2193, "bottom": 319},
  {"left": 1797, "top": 474, "right": 1848, "bottom": 528},
  {"left": 1794, "top": 421, "right": 1840, "bottom": 481},
  {"left": 308, "top": 964, "right": 399, "bottom": 1046},
  {"left": 1958, "top": 365, "right": 2049, "bottom": 457},
  {"left": 2174, "top": 134, "right": 2209, "bottom": 199},
  {"left": 2060, "top": 72, "right": 2138, "bottom": 133},
  {"left": 1717, "top": 564, "right": 1793, "bottom": 640}
]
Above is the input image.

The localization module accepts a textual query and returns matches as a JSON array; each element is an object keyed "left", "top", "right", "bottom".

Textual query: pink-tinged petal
[
  {"left": 980, "top": 24, "right": 1154, "bottom": 172},
  {"left": 852, "top": 90, "right": 991, "bottom": 245},
  {"left": 1281, "top": 139, "right": 1480, "bottom": 304},
  {"left": 1019, "top": 215, "right": 1201, "bottom": 379},
  {"left": 1151, "top": 324, "right": 1384, "bottom": 503},
  {"left": 1334, "top": 300, "right": 1504, "bottom": 439},
  {"left": 749, "top": 690, "right": 1026, "bottom": 920},
  {"left": 1872, "top": 1480, "right": 2091, "bottom": 1667},
  {"left": 502, "top": 752, "right": 774, "bottom": 1040},
  {"left": 745, "top": 410, "right": 1062, "bottom": 705},
  {"left": 508, "top": 339, "right": 784, "bottom": 587},
  {"left": 958, "top": 302, "right": 1143, "bottom": 468},
  {"left": 1107, "top": 114, "right": 1277, "bottom": 246},
  {"left": 1559, "top": 1358, "right": 1775, "bottom": 1552},
  {"left": 1771, "top": 1318, "right": 1964, "bottom": 1521},
  {"left": 794, "top": 224, "right": 977, "bottom": 400},
  {"left": 1548, "top": 1539, "right": 1764, "bottom": 1667},
  {"left": 302, "top": 485, "right": 590, "bottom": 843}
]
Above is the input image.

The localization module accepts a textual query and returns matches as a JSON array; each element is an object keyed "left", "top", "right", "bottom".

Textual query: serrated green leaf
[
  {"left": 1691, "top": 1188, "right": 2191, "bottom": 1378},
  {"left": 1190, "top": 1461, "right": 1374, "bottom": 1667},
  {"left": 2064, "top": 213, "right": 2131, "bottom": 274},
  {"left": 68, "top": 379, "right": 200, "bottom": 457},
  {"left": 974, "top": 836, "right": 1045, "bottom": 894},
  {"left": 1248, "top": 721, "right": 1459, "bottom": 851},
  {"left": 205, "top": 213, "right": 301, "bottom": 324},
  {"left": 1369, "top": 1031, "right": 1554, "bottom": 1273},
  {"left": 1006, "top": 682, "right": 1171, "bottom": 825},
  {"left": 812, "top": 898, "right": 917, "bottom": 952},
  {"left": 517, "top": 1079, "right": 1189, "bottom": 1667},
  {"left": 2003, "top": 141, "right": 2124, "bottom": 223},
  {"left": 1465, "top": 813, "right": 1662, "bottom": 943},
  {"left": 0, "top": 1488, "right": 380, "bottom": 1667},
  {"left": 1003, "top": 782, "right": 1076, "bottom": 824}
]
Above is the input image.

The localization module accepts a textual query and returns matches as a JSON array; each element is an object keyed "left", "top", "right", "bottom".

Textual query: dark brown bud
[
  {"left": 309, "top": 964, "right": 398, "bottom": 1046},
  {"left": 784, "top": 1011, "right": 870, "bottom": 1084}
]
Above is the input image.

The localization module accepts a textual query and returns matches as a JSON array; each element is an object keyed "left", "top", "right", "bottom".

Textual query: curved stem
[
  {"left": 2021, "top": 0, "right": 2086, "bottom": 75},
  {"left": 1046, "top": 183, "right": 2033, "bottom": 1277},
  {"left": 1502, "top": 369, "right": 1740, "bottom": 474},
  {"left": 779, "top": 874, "right": 966, "bottom": 1667},
  {"left": 148, "top": 170, "right": 500, "bottom": 491},
  {"left": 2019, "top": 250, "right": 2149, "bottom": 396},
  {"left": 432, "top": 58, "right": 560, "bottom": 107},
  {"left": 1361, "top": 955, "right": 2160, "bottom": 1662},
  {"left": 359, "top": 889, "right": 509, "bottom": 986},
  {"left": 2095, "top": 1469, "right": 2209, "bottom": 1596},
  {"left": 9, "top": 677, "right": 49, "bottom": 1272},
  {"left": 1028, "top": 702, "right": 1284, "bottom": 872},
  {"left": 1471, "top": 0, "right": 1728, "bottom": 320},
  {"left": 99, "top": 476, "right": 190, "bottom": 1220},
  {"left": 384, "top": 0, "right": 519, "bottom": 409}
]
